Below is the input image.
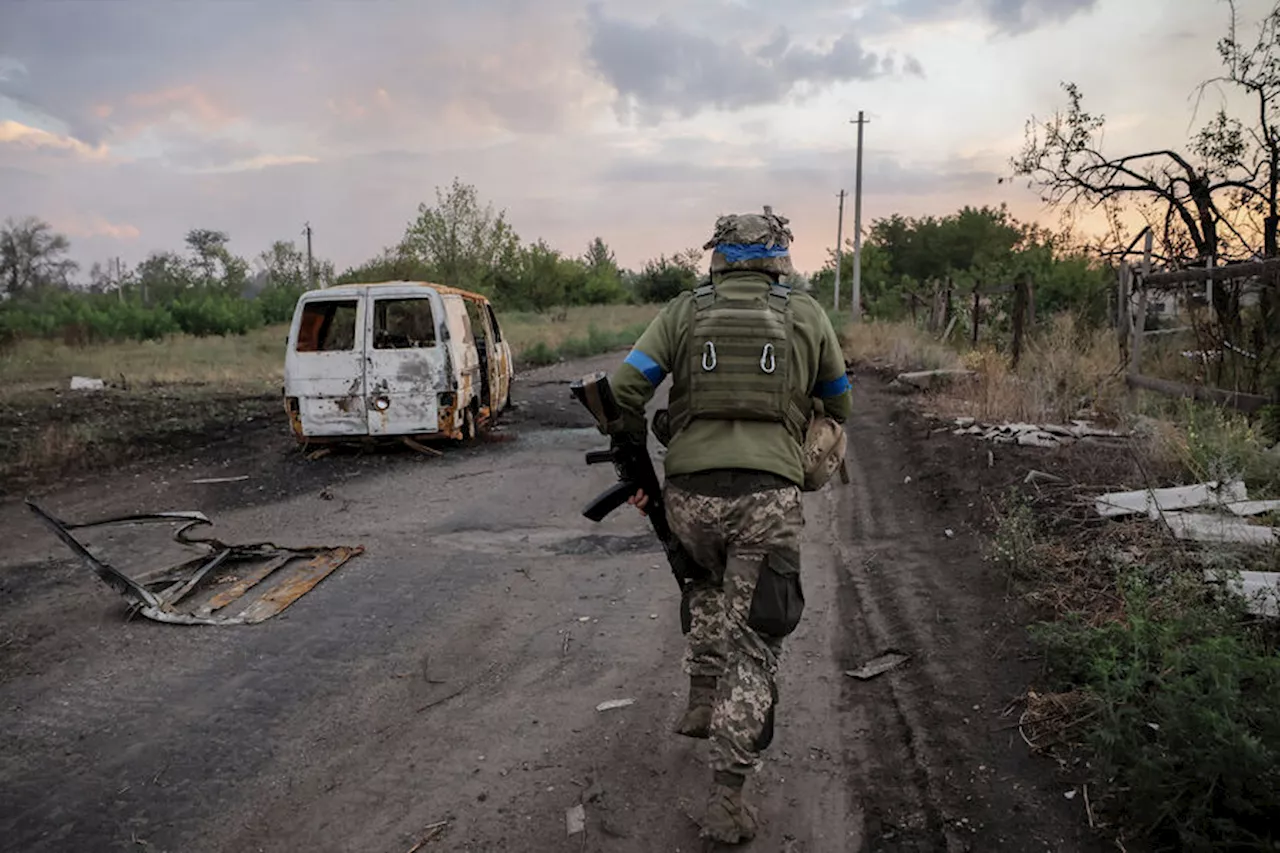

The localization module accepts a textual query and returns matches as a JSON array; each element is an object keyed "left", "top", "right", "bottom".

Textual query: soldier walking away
[{"left": 607, "top": 207, "right": 853, "bottom": 844}]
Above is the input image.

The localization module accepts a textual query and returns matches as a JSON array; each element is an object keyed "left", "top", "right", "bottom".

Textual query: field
[{"left": 0, "top": 304, "right": 660, "bottom": 490}]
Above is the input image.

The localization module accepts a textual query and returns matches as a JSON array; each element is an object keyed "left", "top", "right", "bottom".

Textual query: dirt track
[{"left": 0, "top": 353, "right": 1108, "bottom": 852}]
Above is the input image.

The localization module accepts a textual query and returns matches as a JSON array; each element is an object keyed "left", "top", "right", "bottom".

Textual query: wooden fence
[
  {"left": 904, "top": 275, "right": 1033, "bottom": 365},
  {"left": 1121, "top": 238, "right": 1280, "bottom": 414}
]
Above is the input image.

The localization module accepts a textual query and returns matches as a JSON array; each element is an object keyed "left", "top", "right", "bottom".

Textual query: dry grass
[
  {"left": 841, "top": 320, "right": 964, "bottom": 372},
  {"left": 937, "top": 315, "right": 1125, "bottom": 425},
  {"left": 0, "top": 304, "right": 664, "bottom": 401},
  {"left": 0, "top": 325, "right": 288, "bottom": 398}
]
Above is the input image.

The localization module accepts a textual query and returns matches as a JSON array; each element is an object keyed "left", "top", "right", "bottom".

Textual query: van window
[
  {"left": 373, "top": 298, "right": 437, "bottom": 349},
  {"left": 296, "top": 299, "right": 358, "bottom": 352},
  {"left": 485, "top": 304, "right": 503, "bottom": 342}
]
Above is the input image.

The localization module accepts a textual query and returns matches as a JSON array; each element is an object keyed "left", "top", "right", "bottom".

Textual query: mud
[{"left": 0, "top": 354, "right": 1110, "bottom": 853}]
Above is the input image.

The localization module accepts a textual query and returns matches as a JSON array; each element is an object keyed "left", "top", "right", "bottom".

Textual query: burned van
[{"left": 283, "top": 281, "right": 513, "bottom": 442}]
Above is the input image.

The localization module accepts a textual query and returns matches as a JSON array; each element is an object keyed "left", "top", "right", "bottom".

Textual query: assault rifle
[{"left": 569, "top": 371, "right": 707, "bottom": 625}]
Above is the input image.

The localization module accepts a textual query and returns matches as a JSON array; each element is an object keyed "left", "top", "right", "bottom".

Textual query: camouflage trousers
[{"left": 664, "top": 477, "right": 805, "bottom": 777}]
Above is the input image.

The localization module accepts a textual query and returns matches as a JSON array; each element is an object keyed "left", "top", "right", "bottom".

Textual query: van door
[
  {"left": 365, "top": 291, "right": 446, "bottom": 436},
  {"left": 441, "top": 295, "right": 482, "bottom": 412},
  {"left": 285, "top": 295, "right": 367, "bottom": 437},
  {"left": 484, "top": 302, "right": 513, "bottom": 410}
]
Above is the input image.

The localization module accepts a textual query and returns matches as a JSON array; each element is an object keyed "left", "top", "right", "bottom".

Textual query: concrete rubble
[
  {"left": 1094, "top": 480, "right": 1280, "bottom": 617},
  {"left": 949, "top": 417, "right": 1125, "bottom": 448}
]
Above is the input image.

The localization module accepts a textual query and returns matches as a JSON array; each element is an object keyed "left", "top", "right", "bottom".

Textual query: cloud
[
  {"left": 0, "top": 119, "right": 108, "bottom": 159},
  {"left": 55, "top": 214, "right": 141, "bottom": 241},
  {"left": 858, "top": 0, "right": 1099, "bottom": 35},
  {"left": 585, "top": 9, "right": 908, "bottom": 120}
]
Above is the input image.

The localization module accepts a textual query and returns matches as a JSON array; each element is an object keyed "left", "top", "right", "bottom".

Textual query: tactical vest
[{"left": 667, "top": 280, "right": 810, "bottom": 443}]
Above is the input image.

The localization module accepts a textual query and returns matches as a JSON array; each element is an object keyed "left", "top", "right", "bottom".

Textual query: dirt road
[{"left": 0, "top": 353, "right": 1106, "bottom": 852}]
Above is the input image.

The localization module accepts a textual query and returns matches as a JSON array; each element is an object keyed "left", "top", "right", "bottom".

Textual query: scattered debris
[
  {"left": 596, "top": 698, "right": 635, "bottom": 712},
  {"left": 405, "top": 820, "right": 449, "bottom": 852},
  {"left": 945, "top": 417, "right": 1125, "bottom": 449},
  {"left": 1205, "top": 570, "right": 1280, "bottom": 617},
  {"left": 69, "top": 376, "right": 105, "bottom": 391},
  {"left": 1094, "top": 481, "right": 1280, "bottom": 615},
  {"left": 1023, "top": 470, "right": 1064, "bottom": 485},
  {"left": 26, "top": 499, "right": 363, "bottom": 625},
  {"left": 944, "top": 528, "right": 955, "bottom": 539},
  {"left": 306, "top": 447, "right": 333, "bottom": 461},
  {"left": 1095, "top": 481, "right": 1248, "bottom": 519},
  {"left": 191, "top": 475, "right": 250, "bottom": 485},
  {"left": 1164, "top": 512, "right": 1279, "bottom": 546},
  {"left": 895, "top": 369, "right": 976, "bottom": 391},
  {"left": 402, "top": 437, "right": 444, "bottom": 458},
  {"left": 845, "top": 650, "right": 910, "bottom": 680},
  {"left": 565, "top": 804, "right": 586, "bottom": 836}
]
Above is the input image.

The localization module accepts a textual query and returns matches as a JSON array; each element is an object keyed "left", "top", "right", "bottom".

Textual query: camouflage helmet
[{"left": 703, "top": 205, "right": 795, "bottom": 277}]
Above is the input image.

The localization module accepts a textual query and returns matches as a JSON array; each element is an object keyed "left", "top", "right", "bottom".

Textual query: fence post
[
  {"left": 1011, "top": 273, "right": 1029, "bottom": 368},
  {"left": 1129, "top": 231, "right": 1154, "bottom": 376},
  {"left": 1117, "top": 261, "right": 1131, "bottom": 364},
  {"left": 971, "top": 282, "right": 981, "bottom": 346}
]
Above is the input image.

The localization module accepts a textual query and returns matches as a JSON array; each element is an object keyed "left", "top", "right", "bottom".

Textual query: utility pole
[
  {"left": 833, "top": 190, "right": 846, "bottom": 311},
  {"left": 303, "top": 221, "right": 315, "bottom": 288},
  {"left": 851, "top": 110, "right": 869, "bottom": 322}
]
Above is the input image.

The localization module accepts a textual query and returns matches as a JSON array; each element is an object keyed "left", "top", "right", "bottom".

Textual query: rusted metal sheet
[{"left": 26, "top": 500, "right": 363, "bottom": 626}]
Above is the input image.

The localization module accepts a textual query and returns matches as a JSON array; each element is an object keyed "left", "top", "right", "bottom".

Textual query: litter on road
[
  {"left": 596, "top": 698, "right": 636, "bottom": 712},
  {"left": 191, "top": 475, "right": 251, "bottom": 485},
  {"left": 26, "top": 499, "right": 363, "bottom": 625},
  {"left": 845, "top": 651, "right": 911, "bottom": 680},
  {"left": 69, "top": 376, "right": 105, "bottom": 391},
  {"left": 565, "top": 804, "right": 586, "bottom": 835}
]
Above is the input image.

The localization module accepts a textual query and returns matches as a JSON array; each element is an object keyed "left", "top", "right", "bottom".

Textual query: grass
[
  {"left": 840, "top": 320, "right": 964, "bottom": 372},
  {"left": 0, "top": 325, "right": 288, "bottom": 397},
  {"left": 0, "top": 303, "right": 663, "bottom": 399}
]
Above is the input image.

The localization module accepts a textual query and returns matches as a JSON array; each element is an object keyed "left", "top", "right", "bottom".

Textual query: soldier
[{"left": 608, "top": 207, "right": 852, "bottom": 843}]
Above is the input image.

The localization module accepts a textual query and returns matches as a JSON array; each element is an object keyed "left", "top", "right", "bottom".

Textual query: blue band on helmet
[
  {"left": 715, "top": 243, "right": 791, "bottom": 263},
  {"left": 813, "top": 373, "right": 851, "bottom": 398},
  {"left": 624, "top": 348, "right": 665, "bottom": 385}
]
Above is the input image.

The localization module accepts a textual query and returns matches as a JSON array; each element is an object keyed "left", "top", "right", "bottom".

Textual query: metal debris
[
  {"left": 26, "top": 499, "right": 363, "bottom": 625},
  {"left": 845, "top": 650, "right": 911, "bottom": 680},
  {"left": 191, "top": 475, "right": 250, "bottom": 485}
]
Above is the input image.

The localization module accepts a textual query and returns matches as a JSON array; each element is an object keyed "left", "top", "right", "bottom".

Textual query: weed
[
  {"left": 1032, "top": 567, "right": 1280, "bottom": 851},
  {"left": 988, "top": 488, "right": 1040, "bottom": 582}
]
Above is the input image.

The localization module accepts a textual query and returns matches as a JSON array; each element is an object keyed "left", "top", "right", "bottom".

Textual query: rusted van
[{"left": 283, "top": 281, "right": 513, "bottom": 442}]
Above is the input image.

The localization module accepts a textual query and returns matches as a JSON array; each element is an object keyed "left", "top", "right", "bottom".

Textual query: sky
[{"left": 0, "top": 0, "right": 1272, "bottom": 277}]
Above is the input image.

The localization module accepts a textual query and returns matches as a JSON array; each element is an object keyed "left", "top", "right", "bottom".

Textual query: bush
[{"left": 1033, "top": 569, "right": 1280, "bottom": 851}]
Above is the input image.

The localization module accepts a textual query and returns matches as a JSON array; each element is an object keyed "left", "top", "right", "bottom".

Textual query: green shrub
[{"left": 1032, "top": 569, "right": 1280, "bottom": 851}]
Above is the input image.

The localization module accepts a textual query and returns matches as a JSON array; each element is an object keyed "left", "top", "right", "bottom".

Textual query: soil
[{"left": 0, "top": 354, "right": 1114, "bottom": 853}]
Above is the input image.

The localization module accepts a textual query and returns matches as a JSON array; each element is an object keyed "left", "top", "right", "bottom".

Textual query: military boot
[
  {"left": 673, "top": 675, "right": 716, "bottom": 738},
  {"left": 699, "top": 771, "right": 758, "bottom": 844}
]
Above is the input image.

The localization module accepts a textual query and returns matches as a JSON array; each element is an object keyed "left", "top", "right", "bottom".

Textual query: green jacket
[{"left": 611, "top": 271, "right": 852, "bottom": 486}]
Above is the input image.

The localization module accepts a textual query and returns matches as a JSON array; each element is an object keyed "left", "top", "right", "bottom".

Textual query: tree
[
  {"left": 1012, "top": 2, "right": 1280, "bottom": 266},
  {"left": 581, "top": 237, "right": 627, "bottom": 304},
  {"left": 401, "top": 178, "right": 520, "bottom": 292},
  {"left": 634, "top": 252, "right": 700, "bottom": 303},
  {"left": 0, "top": 216, "right": 78, "bottom": 295}
]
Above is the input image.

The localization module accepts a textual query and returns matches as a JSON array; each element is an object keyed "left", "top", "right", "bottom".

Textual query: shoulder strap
[
  {"left": 768, "top": 281, "right": 791, "bottom": 313},
  {"left": 693, "top": 282, "right": 716, "bottom": 310}
]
